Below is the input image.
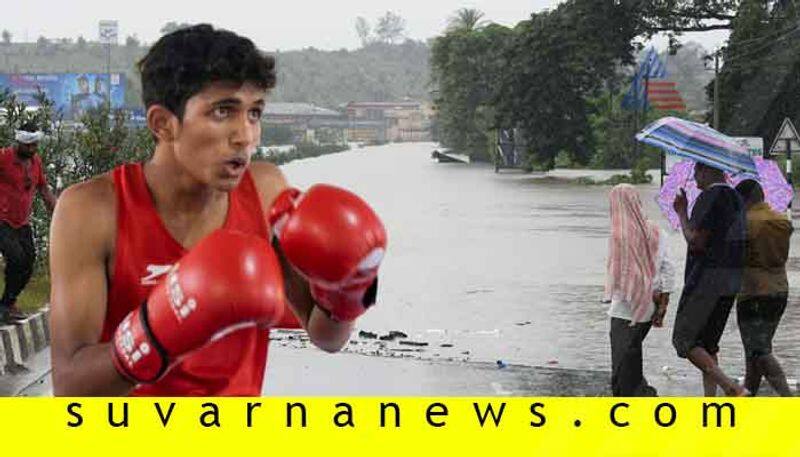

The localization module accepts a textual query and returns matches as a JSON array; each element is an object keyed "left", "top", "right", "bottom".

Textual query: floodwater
[{"left": 275, "top": 141, "right": 800, "bottom": 392}]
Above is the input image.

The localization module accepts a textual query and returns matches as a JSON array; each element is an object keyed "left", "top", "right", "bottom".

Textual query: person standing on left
[{"left": 0, "top": 121, "right": 57, "bottom": 323}]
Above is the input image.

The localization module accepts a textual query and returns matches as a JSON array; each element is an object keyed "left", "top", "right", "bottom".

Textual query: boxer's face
[{"left": 173, "top": 81, "right": 265, "bottom": 191}]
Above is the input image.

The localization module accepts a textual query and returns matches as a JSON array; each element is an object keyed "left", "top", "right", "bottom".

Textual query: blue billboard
[{"left": 0, "top": 73, "right": 125, "bottom": 119}]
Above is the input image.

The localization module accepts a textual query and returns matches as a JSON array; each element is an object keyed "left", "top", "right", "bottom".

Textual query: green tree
[
  {"left": 0, "top": 91, "right": 153, "bottom": 267},
  {"left": 375, "top": 11, "right": 406, "bottom": 44},
  {"left": 431, "top": 23, "right": 513, "bottom": 160},
  {"left": 711, "top": 0, "right": 799, "bottom": 141},
  {"left": 447, "top": 8, "right": 487, "bottom": 32},
  {"left": 355, "top": 16, "right": 372, "bottom": 47},
  {"left": 493, "top": 0, "right": 639, "bottom": 169}
]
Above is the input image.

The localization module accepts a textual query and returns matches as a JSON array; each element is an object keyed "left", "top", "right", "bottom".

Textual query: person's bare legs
[
  {"left": 688, "top": 347, "right": 748, "bottom": 396},
  {"left": 701, "top": 352, "right": 719, "bottom": 396},
  {"left": 743, "top": 358, "right": 763, "bottom": 396},
  {"left": 755, "top": 354, "right": 793, "bottom": 397}
]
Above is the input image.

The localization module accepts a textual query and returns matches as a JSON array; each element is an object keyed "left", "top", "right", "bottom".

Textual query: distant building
[
  {"left": 263, "top": 102, "right": 341, "bottom": 127},
  {"left": 344, "top": 101, "right": 432, "bottom": 143},
  {"left": 263, "top": 102, "right": 345, "bottom": 144}
]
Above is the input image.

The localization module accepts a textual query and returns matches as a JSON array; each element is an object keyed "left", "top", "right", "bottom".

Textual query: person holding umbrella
[
  {"left": 735, "top": 179, "right": 794, "bottom": 396},
  {"left": 672, "top": 162, "right": 749, "bottom": 396}
]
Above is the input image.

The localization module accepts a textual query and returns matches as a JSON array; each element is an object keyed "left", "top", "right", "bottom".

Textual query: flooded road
[{"left": 273, "top": 142, "right": 800, "bottom": 393}]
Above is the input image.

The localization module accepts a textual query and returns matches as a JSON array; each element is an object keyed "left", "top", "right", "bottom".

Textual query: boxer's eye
[
  {"left": 212, "top": 106, "right": 232, "bottom": 119},
  {"left": 248, "top": 108, "right": 263, "bottom": 122}
]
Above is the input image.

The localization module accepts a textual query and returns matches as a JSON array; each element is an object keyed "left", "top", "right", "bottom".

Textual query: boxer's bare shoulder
[
  {"left": 52, "top": 173, "right": 116, "bottom": 257},
  {"left": 248, "top": 161, "right": 289, "bottom": 210}
]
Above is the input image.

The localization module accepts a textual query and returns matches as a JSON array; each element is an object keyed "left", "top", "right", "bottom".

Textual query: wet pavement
[{"left": 6, "top": 337, "right": 774, "bottom": 398}]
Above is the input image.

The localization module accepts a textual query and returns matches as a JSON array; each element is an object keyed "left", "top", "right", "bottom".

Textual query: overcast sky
[{"left": 7, "top": 0, "right": 729, "bottom": 52}]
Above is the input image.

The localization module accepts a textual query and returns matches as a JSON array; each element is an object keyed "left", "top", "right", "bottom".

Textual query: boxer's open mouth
[{"left": 222, "top": 157, "right": 247, "bottom": 176}]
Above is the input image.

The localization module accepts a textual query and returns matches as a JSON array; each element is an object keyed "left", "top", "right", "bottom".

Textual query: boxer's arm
[
  {"left": 250, "top": 162, "right": 353, "bottom": 352},
  {"left": 273, "top": 239, "right": 354, "bottom": 352},
  {"left": 49, "top": 179, "right": 134, "bottom": 396}
]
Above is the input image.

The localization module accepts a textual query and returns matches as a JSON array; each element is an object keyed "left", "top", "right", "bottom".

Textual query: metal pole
[
  {"left": 786, "top": 139, "right": 794, "bottom": 213},
  {"left": 713, "top": 51, "right": 720, "bottom": 130},
  {"left": 787, "top": 139, "right": 792, "bottom": 179},
  {"left": 107, "top": 42, "right": 112, "bottom": 112}
]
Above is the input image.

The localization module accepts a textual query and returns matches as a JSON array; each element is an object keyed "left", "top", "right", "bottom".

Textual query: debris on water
[
  {"left": 390, "top": 348, "right": 423, "bottom": 353},
  {"left": 496, "top": 360, "right": 508, "bottom": 369},
  {"left": 359, "top": 330, "right": 378, "bottom": 339},
  {"left": 399, "top": 340, "right": 429, "bottom": 347},
  {"left": 515, "top": 321, "right": 532, "bottom": 326},
  {"left": 465, "top": 288, "right": 494, "bottom": 295},
  {"left": 461, "top": 351, "right": 470, "bottom": 355},
  {"left": 379, "top": 334, "right": 395, "bottom": 341},
  {"left": 661, "top": 365, "right": 673, "bottom": 379},
  {"left": 440, "top": 343, "right": 454, "bottom": 348},
  {"left": 546, "top": 360, "right": 559, "bottom": 365},
  {"left": 389, "top": 330, "right": 408, "bottom": 338}
]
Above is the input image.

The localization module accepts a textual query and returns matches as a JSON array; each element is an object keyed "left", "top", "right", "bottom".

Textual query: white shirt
[{"left": 607, "top": 229, "right": 676, "bottom": 322}]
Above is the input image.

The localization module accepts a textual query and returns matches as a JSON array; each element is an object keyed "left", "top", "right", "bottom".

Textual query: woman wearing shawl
[{"left": 605, "top": 184, "right": 675, "bottom": 396}]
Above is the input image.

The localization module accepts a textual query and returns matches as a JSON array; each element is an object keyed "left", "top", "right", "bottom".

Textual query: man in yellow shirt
[{"left": 735, "top": 179, "right": 794, "bottom": 396}]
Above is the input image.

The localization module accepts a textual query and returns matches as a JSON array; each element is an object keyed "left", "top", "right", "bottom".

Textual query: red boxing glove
[
  {"left": 111, "top": 230, "right": 285, "bottom": 384},
  {"left": 269, "top": 184, "right": 387, "bottom": 322}
]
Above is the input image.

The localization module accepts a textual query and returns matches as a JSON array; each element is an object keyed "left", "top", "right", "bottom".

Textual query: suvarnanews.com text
[{"left": 63, "top": 400, "right": 738, "bottom": 430}]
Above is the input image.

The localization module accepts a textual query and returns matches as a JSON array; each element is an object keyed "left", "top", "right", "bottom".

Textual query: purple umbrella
[{"left": 657, "top": 158, "right": 793, "bottom": 230}]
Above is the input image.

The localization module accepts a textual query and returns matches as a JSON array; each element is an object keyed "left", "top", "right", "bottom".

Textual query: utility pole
[
  {"left": 106, "top": 42, "right": 112, "bottom": 111},
  {"left": 98, "top": 20, "right": 118, "bottom": 114}
]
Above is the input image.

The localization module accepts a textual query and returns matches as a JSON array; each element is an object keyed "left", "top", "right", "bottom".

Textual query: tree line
[
  {"left": 0, "top": 17, "right": 430, "bottom": 110},
  {"left": 430, "top": 1, "right": 798, "bottom": 172}
]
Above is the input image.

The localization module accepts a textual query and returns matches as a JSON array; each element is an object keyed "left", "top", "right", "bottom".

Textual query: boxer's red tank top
[{"left": 101, "top": 163, "right": 298, "bottom": 396}]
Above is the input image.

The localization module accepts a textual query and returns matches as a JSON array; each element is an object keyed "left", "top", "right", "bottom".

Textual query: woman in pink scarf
[{"left": 605, "top": 184, "right": 675, "bottom": 396}]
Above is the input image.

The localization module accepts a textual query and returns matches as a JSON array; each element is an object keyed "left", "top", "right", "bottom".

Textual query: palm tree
[{"left": 447, "top": 8, "right": 486, "bottom": 32}]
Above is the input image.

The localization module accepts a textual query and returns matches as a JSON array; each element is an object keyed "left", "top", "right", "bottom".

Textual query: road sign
[
  {"left": 769, "top": 117, "right": 800, "bottom": 155},
  {"left": 733, "top": 137, "right": 764, "bottom": 157},
  {"left": 98, "top": 20, "right": 118, "bottom": 45}
]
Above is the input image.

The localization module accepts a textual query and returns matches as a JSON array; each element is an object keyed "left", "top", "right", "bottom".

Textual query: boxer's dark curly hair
[{"left": 137, "top": 23, "right": 276, "bottom": 120}]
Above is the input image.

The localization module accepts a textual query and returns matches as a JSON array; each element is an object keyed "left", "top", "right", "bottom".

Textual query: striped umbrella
[{"left": 636, "top": 116, "right": 757, "bottom": 174}]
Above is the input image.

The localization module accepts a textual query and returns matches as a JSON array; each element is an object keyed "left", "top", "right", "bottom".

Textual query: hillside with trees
[{"left": 0, "top": 13, "right": 431, "bottom": 110}]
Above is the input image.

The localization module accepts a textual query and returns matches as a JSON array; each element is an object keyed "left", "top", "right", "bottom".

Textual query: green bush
[
  {"left": 258, "top": 142, "right": 350, "bottom": 166},
  {"left": 1, "top": 92, "right": 153, "bottom": 273}
]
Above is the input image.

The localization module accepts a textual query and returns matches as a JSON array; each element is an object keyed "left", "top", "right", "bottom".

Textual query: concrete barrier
[
  {"left": 40, "top": 306, "right": 50, "bottom": 342},
  {"left": 14, "top": 319, "right": 35, "bottom": 361},
  {"left": 30, "top": 314, "right": 47, "bottom": 353},
  {"left": 0, "top": 325, "right": 24, "bottom": 367},
  {"left": 0, "top": 308, "right": 51, "bottom": 373}
]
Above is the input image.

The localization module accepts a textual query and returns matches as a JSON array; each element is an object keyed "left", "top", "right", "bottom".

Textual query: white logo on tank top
[{"left": 140, "top": 264, "right": 173, "bottom": 286}]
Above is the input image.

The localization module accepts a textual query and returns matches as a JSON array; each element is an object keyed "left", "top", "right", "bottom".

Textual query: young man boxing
[{"left": 49, "top": 24, "right": 386, "bottom": 396}]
